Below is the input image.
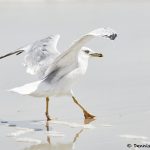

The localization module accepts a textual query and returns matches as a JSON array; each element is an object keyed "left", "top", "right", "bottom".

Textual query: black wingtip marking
[
  {"left": 0, "top": 50, "right": 24, "bottom": 59},
  {"left": 16, "top": 50, "right": 24, "bottom": 55},
  {"left": 109, "top": 33, "right": 117, "bottom": 40}
]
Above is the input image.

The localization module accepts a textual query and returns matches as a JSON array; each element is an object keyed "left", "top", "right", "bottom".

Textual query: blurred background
[{"left": 0, "top": 0, "right": 150, "bottom": 150}]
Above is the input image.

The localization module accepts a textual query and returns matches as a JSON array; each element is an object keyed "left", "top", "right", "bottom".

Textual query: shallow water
[{"left": 0, "top": 0, "right": 150, "bottom": 150}]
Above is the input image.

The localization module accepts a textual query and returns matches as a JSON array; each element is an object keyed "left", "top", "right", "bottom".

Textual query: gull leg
[
  {"left": 45, "top": 121, "right": 51, "bottom": 144},
  {"left": 73, "top": 129, "right": 84, "bottom": 143},
  {"left": 45, "top": 97, "right": 51, "bottom": 121},
  {"left": 72, "top": 96, "right": 95, "bottom": 119}
]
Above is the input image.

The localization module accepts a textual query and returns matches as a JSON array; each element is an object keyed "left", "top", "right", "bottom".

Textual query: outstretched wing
[
  {"left": 44, "top": 28, "right": 117, "bottom": 82},
  {"left": 23, "top": 35, "right": 60, "bottom": 77},
  {"left": 0, "top": 35, "right": 60, "bottom": 78}
]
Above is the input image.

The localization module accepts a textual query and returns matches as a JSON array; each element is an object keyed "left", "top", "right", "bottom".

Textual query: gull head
[{"left": 81, "top": 47, "right": 103, "bottom": 58}]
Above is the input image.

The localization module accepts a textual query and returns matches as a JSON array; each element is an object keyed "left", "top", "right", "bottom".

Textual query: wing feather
[
  {"left": 44, "top": 28, "right": 117, "bottom": 81},
  {"left": 0, "top": 35, "right": 60, "bottom": 78},
  {"left": 23, "top": 35, "right": 60, "bottom": 77}
]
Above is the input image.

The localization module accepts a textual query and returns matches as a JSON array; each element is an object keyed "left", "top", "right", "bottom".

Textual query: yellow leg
[
  {"left": 72, "top": 96, "right": 95, "bottom": 119},
  {"left": 45, "top": 97, "right": 51, "bottom": 121}
]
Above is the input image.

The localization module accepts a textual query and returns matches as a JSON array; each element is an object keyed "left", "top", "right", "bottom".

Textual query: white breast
[{"left": 25, "top": 52, "right": 90, "bottom": 97}]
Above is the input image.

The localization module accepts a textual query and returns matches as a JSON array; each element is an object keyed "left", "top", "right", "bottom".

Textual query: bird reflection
[{"left": 24, "top": 119, "right": 94, "bottom": 150}]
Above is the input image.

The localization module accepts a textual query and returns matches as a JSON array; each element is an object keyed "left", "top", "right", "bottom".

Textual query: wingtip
[
  {"left": 104, "top": 27, "right": 117, "bottom": 40},
  {"left": 47, "top": 34, "right": 60, "bottom": 40},
  {"left": 88, "top": 27, "right": 117, "bottom": 40},
  {"left": 109, "top": 33, "right": 117, "bottom": 40}
]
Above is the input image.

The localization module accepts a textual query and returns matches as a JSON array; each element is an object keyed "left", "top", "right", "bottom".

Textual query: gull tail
[
  {"left": 9, "top": 81, "right": 42, "bottom": 95},
  {"left": 0, "top": 50, "right": 24, "bottom": 59}
]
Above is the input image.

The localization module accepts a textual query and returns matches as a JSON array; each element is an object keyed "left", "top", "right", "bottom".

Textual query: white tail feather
[{"left": 9, "top": 81, "right": 42, "bottom": 95}]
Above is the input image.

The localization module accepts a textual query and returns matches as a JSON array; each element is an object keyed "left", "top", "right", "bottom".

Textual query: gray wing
[
  {"left": 43, "top": 28, "right": 117, "bottom": 82},
  {"left": 23, "top": 35, "right": 60, "bottom": 77},
  {"left": 0, "top": 35, "right": 60, "bottom": 78}
]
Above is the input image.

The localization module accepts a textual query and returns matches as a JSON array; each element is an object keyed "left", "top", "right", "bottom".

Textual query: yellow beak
[{"left": 90, "top": 53, "right": 103, "bottom": 57}]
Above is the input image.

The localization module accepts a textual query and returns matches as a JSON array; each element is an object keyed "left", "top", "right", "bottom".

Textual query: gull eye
[{"left": 84, "top": 50, "right": 90, "bottom": 54}]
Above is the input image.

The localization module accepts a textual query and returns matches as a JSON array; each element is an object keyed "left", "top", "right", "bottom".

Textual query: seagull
[{"left": 0, "top": 28, "right": 117, "bottom": 121}]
